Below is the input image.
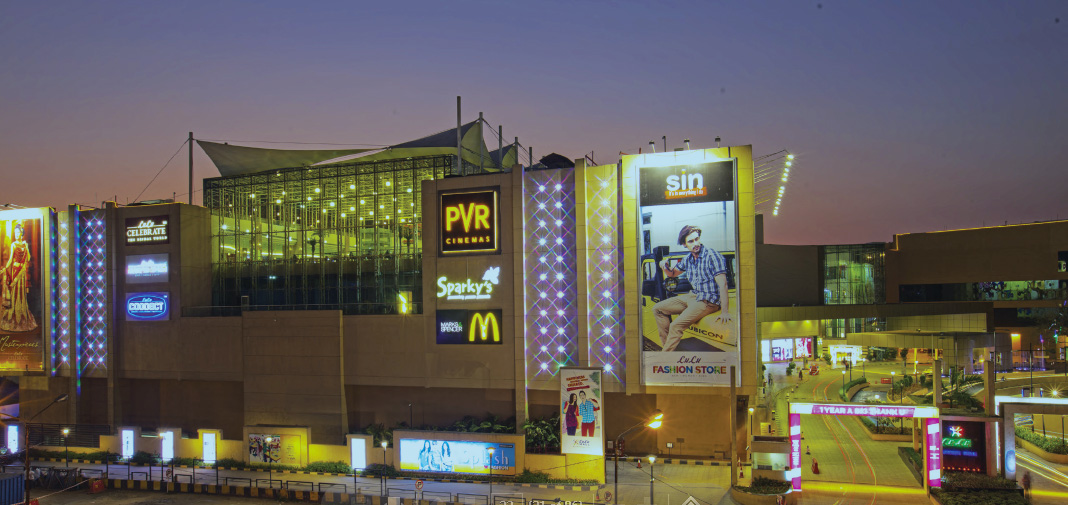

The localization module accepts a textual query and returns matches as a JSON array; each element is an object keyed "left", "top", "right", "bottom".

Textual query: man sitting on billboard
[{"left": 654, "top": 225, "right": 731, "bottom": 352}]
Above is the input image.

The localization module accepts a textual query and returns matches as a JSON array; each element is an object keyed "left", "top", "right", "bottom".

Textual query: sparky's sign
[{"left": 440, "top": 190, "right": 498, "bottom": 254}]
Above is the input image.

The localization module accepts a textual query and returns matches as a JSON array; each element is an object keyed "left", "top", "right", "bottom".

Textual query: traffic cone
[
  {"left": 637, "top": 459, "right": 642, "bottom": 469},
  {"left": 812, "top": 457, "right": 820, "bottom": 475},
  {"left": 595, "top": 490, "right": 601, "bottom": 502}
]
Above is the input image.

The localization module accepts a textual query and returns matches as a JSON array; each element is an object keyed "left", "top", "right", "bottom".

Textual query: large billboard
[
  {"left": 0, "top": 213, "right": 45, "bottom": 372},
  {"left": 636, "top": 157, "right": 740, "bottom": 386},
  {"left": 398, "top": 438, "right": 516, "bottom": 475},
  {"left": 560, "top": 368, "right": 604, "bottom": 456}
]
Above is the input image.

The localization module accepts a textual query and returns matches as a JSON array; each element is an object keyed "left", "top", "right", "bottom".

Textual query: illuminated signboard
[
  {"left": 350, "top": 438, "right": 367, "bottom": 470},
  {"left": 437, "top": 266, "right": 500, "bottom": 301},
  {"left": 440, "top": 190, "right": 498, "bottom": 254},
  {"left": 437, "top": 310, "right": 503, "bottom": 344},
  {"left": 942, "top": 421, "right": 986, "bottom": 473},
  {"left": 1059, "top": 251, "right": 1067, "bottom": 272},
  {"left": 125, "top": 292, "right": 170, "bottom": 321},
  {"left": 202, "top": 432, "right": 217, "bottom": 465},
  {"left": 0, "top": 212, "right": 46, "bottom": 372},
  {"left": 6, "top": 425, "right": 18, "bottom": 454},
  {"left": 125, "top": 253, "right": 169, "bottom": 284},
  {"left": 160, "top": 430, "right": 175, "bottom": 461},
  {"left": 399, "top": 438, "right": 516, "bottom": 475},
  {"left": 634, "top": 155, "right": 740, "bottom": 386},
  {"left": 121, "top": 429, "right": 135, "bottom": 459},
  {"left": 124, "top": 215, "right": 169, "bottom": 245}
]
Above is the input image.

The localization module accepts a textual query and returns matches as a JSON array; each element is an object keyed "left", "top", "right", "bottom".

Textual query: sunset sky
[{"left": 1, "top": 1, "right": 1064, "bottom": 244}]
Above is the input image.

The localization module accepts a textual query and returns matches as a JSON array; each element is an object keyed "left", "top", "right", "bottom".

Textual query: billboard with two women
[{"left": 399, "top": 438, "right": 516, "bottom": 475}]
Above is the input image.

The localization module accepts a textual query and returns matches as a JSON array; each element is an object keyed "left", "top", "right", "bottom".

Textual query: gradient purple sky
[{"left": 1, "top": 1, "right": 1064, "bottom": 245}]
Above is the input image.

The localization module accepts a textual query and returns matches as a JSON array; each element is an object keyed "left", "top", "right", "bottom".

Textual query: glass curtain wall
[
  {"left": 204, "top": 155, "right": 462, "bottom": 315},
  {"left": 821, "top": 244, "right": 886, "bottom": 305}
]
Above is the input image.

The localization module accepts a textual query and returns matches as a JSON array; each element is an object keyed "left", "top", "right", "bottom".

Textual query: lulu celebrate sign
[
  {"left": 0, "top": 210, "right": 45, "bottom": 373},
  {"left": 629, "top": 152, "right": 740, "bottom": 386},
  {"left": 125, "top": 216, "right": 169, "bottom": 245},
  {"left": 440, "top": 190, "right": 498, "bottom": 254},
  {"left": 560, "top": 368, "right": 604, "bottom": 456}
]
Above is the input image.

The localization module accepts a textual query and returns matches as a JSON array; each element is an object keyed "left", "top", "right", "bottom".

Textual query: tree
[{"left": 900, "top": 348, "right": 909, "bottom": 363}]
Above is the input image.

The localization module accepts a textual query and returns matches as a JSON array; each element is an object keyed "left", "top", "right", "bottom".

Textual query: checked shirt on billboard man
[{"left": 636, "top": 156, "right": 740, "bottom": 386}]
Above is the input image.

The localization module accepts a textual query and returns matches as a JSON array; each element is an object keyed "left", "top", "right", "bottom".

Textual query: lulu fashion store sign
[
  {"left": 125, "top": 216, "right": 170, "bottom": 245},
  {"left": 440, "top": 190, "right": 498, "bottom": 254}
]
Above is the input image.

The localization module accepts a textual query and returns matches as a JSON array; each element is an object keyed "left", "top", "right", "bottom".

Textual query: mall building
[{"left": 1, "top": 120, "right": 1065, "bottom": 464}]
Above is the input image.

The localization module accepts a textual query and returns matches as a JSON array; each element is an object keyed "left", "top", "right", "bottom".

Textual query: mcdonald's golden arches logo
[{"left": 469, "top": 311, "right": 500, "bottom": 343}]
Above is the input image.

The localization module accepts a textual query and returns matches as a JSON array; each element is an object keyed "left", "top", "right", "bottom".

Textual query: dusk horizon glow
[{"left": 2, "top": 1, "right": 1064, "bottom": 245}]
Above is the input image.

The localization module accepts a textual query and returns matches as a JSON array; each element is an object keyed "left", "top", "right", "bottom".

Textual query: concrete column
[
  {"left": 965, "top": 340, "right": 975, "bottom": 374},
  {"left": 984, "top": 366, "right": 995, "bottom": 416},
  {"left": 933, "top": 359, "right": 943, "bottom": 406}
]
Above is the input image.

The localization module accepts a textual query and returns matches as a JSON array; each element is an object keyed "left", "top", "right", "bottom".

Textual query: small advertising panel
[
  {"left": 0, "top": 213, "right": 45, "bottom": 372},
  {"left": 398, "top": 438, "right": 516, "bottom": 475},
  {"left": 926, "top": 418, "right": 942, "bottom": 488},
  {"left": 126, "top": 253, "right": 169, "bottom": 284},
  {"left": 635, "top": 155, "right": 740, "bottom": 386},
  {"left": 560, "top": 368, "right": 604, "bottom": 456},
  {"left": 249, "top": 433, "right": 300, "bottom": 466},
  {"left": 161, "top": 430, "right": 175, "bottom": 461},
  {"left": 796, "top": 337, "right": 813, "bottom": 358},
  {"left": 350, "top": 438, "right": 367, "bottom": 470},
  {"left": 436, "top": 310, "right": 503, "bottom": 344},
  {"left": 125, "top": 216, "right": 170, "bottom": 245},
  {"left": 440, "top": 190, "right": 499, "bottom": 255},
  {"left": 942, "top": 421, "right": 986, "bottom": 473},
  {"left": 1059, "top": 251, "right": 1067, "bottom": 273},
  {"left": 203, "top": 432, "right": 217, "bottom": 465},
  {"left": 121, "top": 429, "right": 135, "bottom": 459},
  {"left": 6, "top": 425, "right": 17, "bottom": 454},
  {"left": 125, "top": 292, "right": 170, "bottom": 321}
]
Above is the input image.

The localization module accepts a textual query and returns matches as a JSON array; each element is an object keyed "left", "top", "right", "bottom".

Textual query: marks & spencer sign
[
  {"left": 125, "top": 216, "right": 170, "bottom": 245},
  {"left": 440, "top": 190, "right": 498, "bottom": 255}
]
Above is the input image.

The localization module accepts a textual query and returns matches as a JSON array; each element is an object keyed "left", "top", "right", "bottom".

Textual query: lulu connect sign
[
  {"left": 436, "top": 310, "right": 503, "bottom": 344},
  {"left": 440, "top": 189, "right": 498, "bottom": 254}
]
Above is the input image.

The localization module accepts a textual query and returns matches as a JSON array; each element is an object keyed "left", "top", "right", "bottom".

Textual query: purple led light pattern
[
  {"left": 584, "top": 167, "right": 624, "bottom": 379},
  {"left": 76, "top": 210, "right": 108, "bottom": 385},
  {"left": 523, "top": 169, "right": 578, "bottom": 378},
  {"left": 55, "top": 212, "right": 72, "bottom": 373}
]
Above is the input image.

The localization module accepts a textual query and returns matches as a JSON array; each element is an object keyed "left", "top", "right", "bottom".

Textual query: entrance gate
[{"left": 787, "top": 402, "right": 942, "bottom": 494}]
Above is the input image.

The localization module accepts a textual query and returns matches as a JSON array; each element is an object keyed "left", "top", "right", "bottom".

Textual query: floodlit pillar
[
  {"left": 933, "top": 359, "right": 943, "bottom": 406},
  {"left": 984, "top": 366, "right": 995, "bottom": 416}
]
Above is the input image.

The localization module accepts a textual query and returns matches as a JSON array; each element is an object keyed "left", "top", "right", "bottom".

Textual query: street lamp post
[
  {"left": 891, "top": 371, "right": 899, "bottom": 431},
  {"left": 62, "top": 428, "right": 70, "bottom": 467},
  {"left": 23, "top": 394, "right": 69, "bottom": 505},
  {"left": 381, "top": 441, "right": 388, "bottom": 497},
  {"left": 648, "top": 455, "right": 656, "bottom": 505},
  {"left": 487, "top": 446, "right": 495, "bottom": 498},
  {"left": 842, "top": 370, "right": 846, "bottom": 390},
  {"left": 409, "top": 403, "right": 414, "bottom": 428},
  {"left": 264, "top": 436, "right": 273, "bottom": 487},
  {"left": 614, "top": 410, "right": 663, "bottom": 505},
  {"left": 747, "top": 407, "right": 755, "bottom": 462}
]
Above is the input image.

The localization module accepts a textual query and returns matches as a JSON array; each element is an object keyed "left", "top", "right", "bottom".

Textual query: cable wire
[
  {"left": 132, "top": 139, "right": 189, "bottom": 204},
  {"left": 198, "top": 138, "right": 389, "bottom": 147}
]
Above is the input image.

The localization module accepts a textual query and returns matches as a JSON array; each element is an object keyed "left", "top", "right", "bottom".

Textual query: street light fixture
[
  {"left": 614, "top": 410, "right": 664, "bottom": 505},
  {"left": 381, "top": 441, "right": 388, "bottom": 497},
  {"left": 23, "top": 394, "right": 69, "bottom": 505},
  {"left": 62, "top": 428, "right": 70, "bottom": 467},
  {"left": 487, "top": 446, "right": 495, "bottom": 497},
  {"left": 747, "top": 407, "right": 755, "bottom": 463},
  {"left": 648, "top": 455, "right": 657, "bottom": 505}
]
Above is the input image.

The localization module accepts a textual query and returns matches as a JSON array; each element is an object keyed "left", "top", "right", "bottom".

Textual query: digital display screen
[
  {"left": 398, "top": 438, "right": 515, "bottom": 475},
  {"left": 440, "top": 190, "right": 498, "bottom": 254},
  {"left": 126, "top": 253, "right": 169, "bottom": 284}
]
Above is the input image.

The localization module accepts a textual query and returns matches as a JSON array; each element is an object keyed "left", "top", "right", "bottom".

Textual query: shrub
[
  {"left": 902, "top": 447, "right": 923, "bottom": 471},
  {"left": 129, "top": 451, "right": 157, "bottom": 465},
  {"left": 214, "top": 458, "right": 247, "bottom": 469},
  {"left": 169, "top": 457, "right": 200, "bottom": 467},
  {"left": 1015, "top": 426, "right": 1068, "bottom": 454},
  {"left": 735, "top": 476, "right": 790, "bottom": 495},
  {"left": 932, "top": 489, "right": 1028, "bottom": 505},
  {"left": 941, "top": 471, "right": 1017, "bottom": 490},
  {"left": 304, "top": 461, "right": 353, "bottom": 474},
  {"left": 361, "top": 463, "right": 400, "bottom": 478},
  {"left": 838, "top": 376, "right": 867, "bottom": 401}
]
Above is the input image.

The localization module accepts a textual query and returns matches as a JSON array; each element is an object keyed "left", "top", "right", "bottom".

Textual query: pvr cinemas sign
[
  {"left": 125, "top": 216, "right": 170, "bottom": 245},
  {"left": 440, "top": 190, "right": 498, "bottom": 254},
  {"left": 436, "top": 310, "right": 503, "bottom": 344}
]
